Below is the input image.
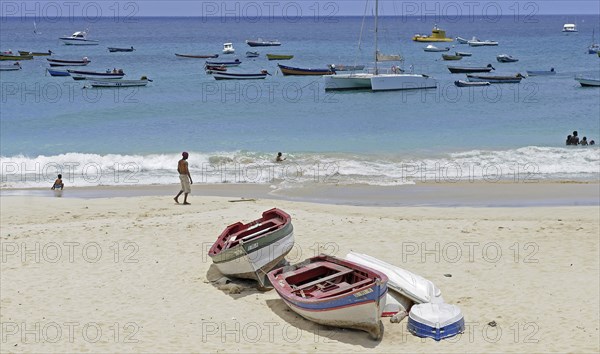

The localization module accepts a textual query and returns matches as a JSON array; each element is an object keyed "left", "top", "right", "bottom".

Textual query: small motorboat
[
  {"left": 329, "top": 64, "right": 365, "bottom": 71},
  {"left": 562, "top": 23, "right": 578, "bottom": 33},
  {"left": 454, "top": 80, "right": 490, "bottom": 87},
  {"left": 213, "top": 70, "right": 270, "bottom": 80},
  {"left": 205, "top": 65, "right": 227, "bottom": 74},
  {"left": 67, "top": 69, "right": 125, "bottom": 80},
  {"left": 60, "top": 31, "right": 99, "bottom": 45},
  {"left": 209, "top": 208, "right": 294, "bottom": 285},
  {"left": 447, "top": 64, "right": 494, "bottom": 73},
  {"left": 108, "top": 46, "right": 135, "bottom": 52},
  {"left": 47, "top": 57, "right": 90, "bottom": 67},
  {"left": 266, "top": 54, "right": 294, "bottom": 61},
  {"left": 87, "top": 76, "right": 151, "bottom": 87},
  {"left": 424, "top": 44, "right": 450, "bottom": 52},
  {"left": 455, "top": 36, "right": 469, "bottom": 44},
  {"left": 175, "top": 53, "right": 219, "bottom": 59},
  {"left": 467, "top": 73, "right": 524, "bottom": 83},
  {"left": 46, "top": 68, "right": 70, "bottom": 77},
  {"left": 245, "top": 51, "right": 259, "bottom": 58},
  {"left": 526, "top": 68, "right": 556, "bottom": 76},
  {"left": 246, "top": 39, "right": 281, "bottom": 47},
  {"left": 268, "top": 254, "right": 388, "bottom": 340},
  {"left": 205, "top": 59, "right": 241, "bottom": 67},
  {"left": 407, "top": 303, "right": 465, "bottom": 341},
  {"left": 278, "top": 64, "right": 334, "bottom": 76},
  {"left": 222, "top": 43, "right": 235, "bottom": 54},
  {"left": 468, "top": 39, "right": 498, "bottom": 47},
  {"left": 442, "top": 54, "right": 462, "bottom": 61},
  {"left": 0, "top": 62, "right": 22, "bottom": 71},
  {"left": 18, "top": 50, "right": 52, "bottom": 56},
  {"left": 497, "top": 54, "right": 518, "bottom": 63},
  {"left": 455, "top": 51, "right": 472, "bottom": 57},
  {"left": 412, "top": 25, "right": 453, "bottom": 42},
  {"left": 575, "top": 77, "right": 600, "bottom": 87}
]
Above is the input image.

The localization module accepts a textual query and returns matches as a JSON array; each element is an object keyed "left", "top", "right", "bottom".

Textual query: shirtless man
[
  {"left": 174, "top": 152, "right": 192, "bottom": 205},
  {"left": 51, "top": 174, "right": 64, "bottom": 190}
]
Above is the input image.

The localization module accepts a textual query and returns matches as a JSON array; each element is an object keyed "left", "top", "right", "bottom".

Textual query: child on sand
[{"left": 51, "top": 174, "right": 64, "bottom": 190}]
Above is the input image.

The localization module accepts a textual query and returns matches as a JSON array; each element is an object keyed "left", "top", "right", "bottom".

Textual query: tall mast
[{"left": 374, "top": 0, "right": 378, "bottom": 74}]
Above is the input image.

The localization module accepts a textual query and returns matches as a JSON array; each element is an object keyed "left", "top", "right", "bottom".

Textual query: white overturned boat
[
  {"left": 60, "top": 31, "right": 99, "bottom": 45},
  {"left": 575, "top": 77, "right": 600, "bottom": 87},
  {"left": 88, "top": 77, "right": 151, "bottom": 87},
  {"left": 345, "top": 252, "right": 443, "bottom": 304},
  {"left": 408, "top": 303, "right": 465, "bottom": 341}
]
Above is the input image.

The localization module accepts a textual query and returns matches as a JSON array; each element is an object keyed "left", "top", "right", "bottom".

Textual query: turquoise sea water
[{"left": 1, "top": 14, "right": 599, "bottom": 188}]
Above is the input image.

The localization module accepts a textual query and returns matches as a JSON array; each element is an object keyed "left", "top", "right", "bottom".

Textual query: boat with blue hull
[
  {"left": 46, "top": 68, "right": 71, "bottom": 77},
  {"left": 407, "top": 303, "right": 465, "bottom": 341}
]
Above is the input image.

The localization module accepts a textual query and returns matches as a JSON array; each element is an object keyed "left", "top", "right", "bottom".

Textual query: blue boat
[
  {"left": 407, "top": 303, "right": 465, "bottom": 341},
  {"left": 205, "top": 59, "right": 241, "bottom": 67},
  {"left": 46, "top": 68, "right": 70, "bottom": 77}
]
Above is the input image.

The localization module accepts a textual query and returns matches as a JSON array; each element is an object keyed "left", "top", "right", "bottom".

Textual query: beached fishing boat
[
  {"left": 266, "top": 54, "right": 294, "bottom": 60},
  {"left": 205, "top": 59, "right": 241, "bottom": 67},
  {"left": 468, "top": 39, "right": 498, "bottom": 46},
  {"left": 88, "top": 77, "right": 151, "bottom": 87},
  {"left": 46, "top": 68, "right": 70, "bottom": 77},
  {"left": 442, "top": 54, "right": 462, "bottom": 61},
  {"left": 278, "top": 63, "right": 334, "bottom": 76},
  {"left": 0, "top": 62, "right": 22, "bottom": 71},
  {"left": 455, "top": 51, "right": 472, "bottom": 57},
  {"left": 0, "top": 54, "right": 32, "bottom": 61},
  {"left": 345, "top": 252, "right": 443, "bottom": 304},
  {"left": 223, "top": 43, "right": 235, "bottom": 54},
  {"left": 108, "top": 47, "right": 135, "bottom": 52},
  {"left": 424, "top": 44, "right": 450, "bottom": 52},
  {"left": 268, "top": 254, "right": 388, "bottom": 340},
  {"left": 467, "top": 73, "right": 524, "bottom": 83},
  {"left": 18, "top": 50, "right": 52, "bottom": 56},
  {"left": 408, "top": 303, "right": 465, "bottom": 341},
  {"left": 413, "top": 25, "right": 453, "bottom": 42},
  {"left": 60, "top": 31, "right": 99, "bottom": 45},
  {"left": 330, "top": 64, "right": 365, "bottom": 71},
  {"left": 497, "top": 54, "right": 518, "bottom": 63},
  {"left": 47, "top": 57, "right": 90, "bottom": 67},
  {"left": 213, "top": 71, "right": 269, "bottom": 80},
  {"left": 447, "top": 64, "right": 494, "bottom": 74},
  {"left": 246, "top": 39, "right": 281, "bottom": 47},
  {"left": 246, "top": 51, "right": 259, "bottom": 58},
  {"left": 209, "top": 208, "right": 294, "bottom": 285},
  {"left": 175, "top": 53, "right": 219, "bottom": 59},
  {"left": 454, "top": 80, "right": 490, "bottom": 87},
  {"left": 526, "top": 68, "right": 556, "bottom": 76},
  {"left": 68, "top": 69, "right": 125, "bottom": 80},
  {"left": 575, "top": 77, "right": 600, "bottom": 87}
]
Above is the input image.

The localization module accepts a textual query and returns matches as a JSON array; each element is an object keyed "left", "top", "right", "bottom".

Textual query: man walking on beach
[{"left": 174, "top": 152, "right": 192, "bottom": 205}]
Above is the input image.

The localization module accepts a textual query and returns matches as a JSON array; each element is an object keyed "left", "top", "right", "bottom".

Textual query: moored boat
[
  {"left": 455, "top": 51, "right": 472, "bottom": 57},
  {"left": 212, "top": 71, "right": 269, "bottom": 80},
  {"left": 497, "top": 54, "right": 518, "bottom": 63},
  {"left": 468, "top": 39, "right": 498, "bottom": 46},
  {"left": 424, "top": 44, "right": 450, "bottom": 52},
  {"left": 278, "top": 63, "right": 334, "bottom": 76},
  {"left": 88, "top": 77, "right": 151, "bottom": 87},
  {"left": 175, "top": 53, "right": 219, "bottom": 59},
  {"left": 205, "top": 59, "right": 241, "bottom": 67},
  {"left": 454, "top": 80, "right": 490, "bottom": 87},
  {"left": 246, "top": 39, "right": 281, "bottom": 47},
  {"left": 246, "top": 51, "right": 259, "bottom": 58},
  {"left": 60, "top": 31, "right": 99, "bottom": 45},
  {"left": 562, "top": 23, "right": 578, "bottom": 33},
  {"left": 526, "top": 68, "right": 556, "bottom": 76},
  {"left": 442, "top": 54, "right": 462, "bottom": 61},
  {"left": 268, "top": 254, "right": 388, "bottom": 340},
  {"left": 18, "top": 50, "right": 52, "bottom": 56},
  {"left": 223, "top": 43, "right": 235, "bottom": 54},
  {"left": 47, "top": 57, "right": 90, "bottom": 67},
  {"left": 205, "top": 65, "right": 227, "bottom": 74},
  {"left": 46, "top": 68, "right": 70, "bottom": 77},
  {"left": 575, "top": 77, "right": 600, "bottom": 87},
  {"left": 407, "top": 303, "right": 465, "bottom": 341},
  {"left": 330, "top": 64, "right": 365, "bottom": 71},
  {"left": 467, "top": 73, "right": 524, "bottom": 83},
  {"left": 0, "top": 62, "right": 22, "bottom": 71},
  {"left": 456, "top": 36, "right": 469, "bottom": 44},
  {"left": 209, "top": 208, "right": 294, "bottom": 285},
  {"left": 0, "top": 54, "right": 33, "bottom": 61},
  {"left": 108, "top": 46, "right": 135, "bottom": 52},
  {"left": 447, "top": 64, "right": 494, "bottom": 74},
  {"left": 68, "top": 69, "right": 125, "bottom": 80},
  {"left": 266, "top": 54, "right": 294, "bottom": 60},
  {"left": 413, "top": 25, "right": 453, "bottom": 42}
]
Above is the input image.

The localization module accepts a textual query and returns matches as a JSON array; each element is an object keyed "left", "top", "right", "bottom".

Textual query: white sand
[{"left": 1, "top": 195, "right": 598, "bottom": 353}]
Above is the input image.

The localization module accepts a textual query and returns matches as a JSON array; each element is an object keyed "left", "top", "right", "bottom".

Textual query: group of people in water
[{"left": 566, "top": 131, "right": 595, "bottom": 146}]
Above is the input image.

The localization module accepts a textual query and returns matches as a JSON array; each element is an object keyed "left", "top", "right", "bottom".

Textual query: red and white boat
[
  {"left": 208, "top": 208, "right": 294, "bottom": 286},
  {"left": 268, "top": 255, "right": 388, "bottom": 340}
]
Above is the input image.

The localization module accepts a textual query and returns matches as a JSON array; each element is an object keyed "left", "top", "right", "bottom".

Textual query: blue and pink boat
[{"left": 267, "top": 254, "right": 388, "bottom": 340}]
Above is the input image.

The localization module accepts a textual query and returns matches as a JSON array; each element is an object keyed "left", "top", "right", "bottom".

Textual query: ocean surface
[{"left": 1, "top": 13, "right": 599, "bottom": 189}]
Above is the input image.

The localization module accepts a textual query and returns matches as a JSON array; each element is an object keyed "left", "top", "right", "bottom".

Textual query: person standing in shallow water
[{"left": 174, "top": 152, "right": 192, "bottom": 205}]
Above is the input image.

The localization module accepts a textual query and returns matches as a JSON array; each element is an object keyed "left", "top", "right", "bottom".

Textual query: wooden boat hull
[
  {"left": 88, "top": 79, "right": 149, "bottom": 87},
  {"left": 447, "top": 65, "right": 494, "bottom": 74},
  {"left": 0, "top": 55, "right": 33, "bottom": 61},
  {"left": 278, "top": 64, "right": 334, "bottom": 76},
  {"left": 266, "top": 54, "right": 293, "bottom": 60},
  {"left": 467, "top": 74, "right": 522, "bottom": 83},
  {"left": 213, "top": 72, "right": 267, "bottom": 80},
  {"left": 268, "top": 255, "right": 388, "bottom": 340},
  {"left": 176, "top": 53, "right": 219, "bottom": 59},
  {"left": 209, "top": 209, "right": 294, "bottom": 283},
  {"left": 575, "top": 77, "right": 600, "bottom": 87}
]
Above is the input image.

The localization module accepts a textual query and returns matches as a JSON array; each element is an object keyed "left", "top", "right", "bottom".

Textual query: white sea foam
[{"left": 1, "top": 147, "right": 598, "bottom": 189}]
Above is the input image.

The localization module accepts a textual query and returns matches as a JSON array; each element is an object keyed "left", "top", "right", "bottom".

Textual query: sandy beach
[{"left": 1, "top": 183, "right": 599, "bottom": 353}]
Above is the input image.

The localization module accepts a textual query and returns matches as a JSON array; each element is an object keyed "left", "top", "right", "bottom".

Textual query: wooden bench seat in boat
[
  {"left": 309, "top": 278, "right": 374, "bottom": 298},
  {"left": 290, "top": 265, "right": 354, "bottom": 292}
]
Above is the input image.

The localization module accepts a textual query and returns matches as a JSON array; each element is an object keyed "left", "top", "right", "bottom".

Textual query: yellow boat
[
  {"left": 412, "top": 25, "right": 453, "bottom": 42},
  {"left": 0, "top": 54, "right": 33, "bottom": 61}
]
